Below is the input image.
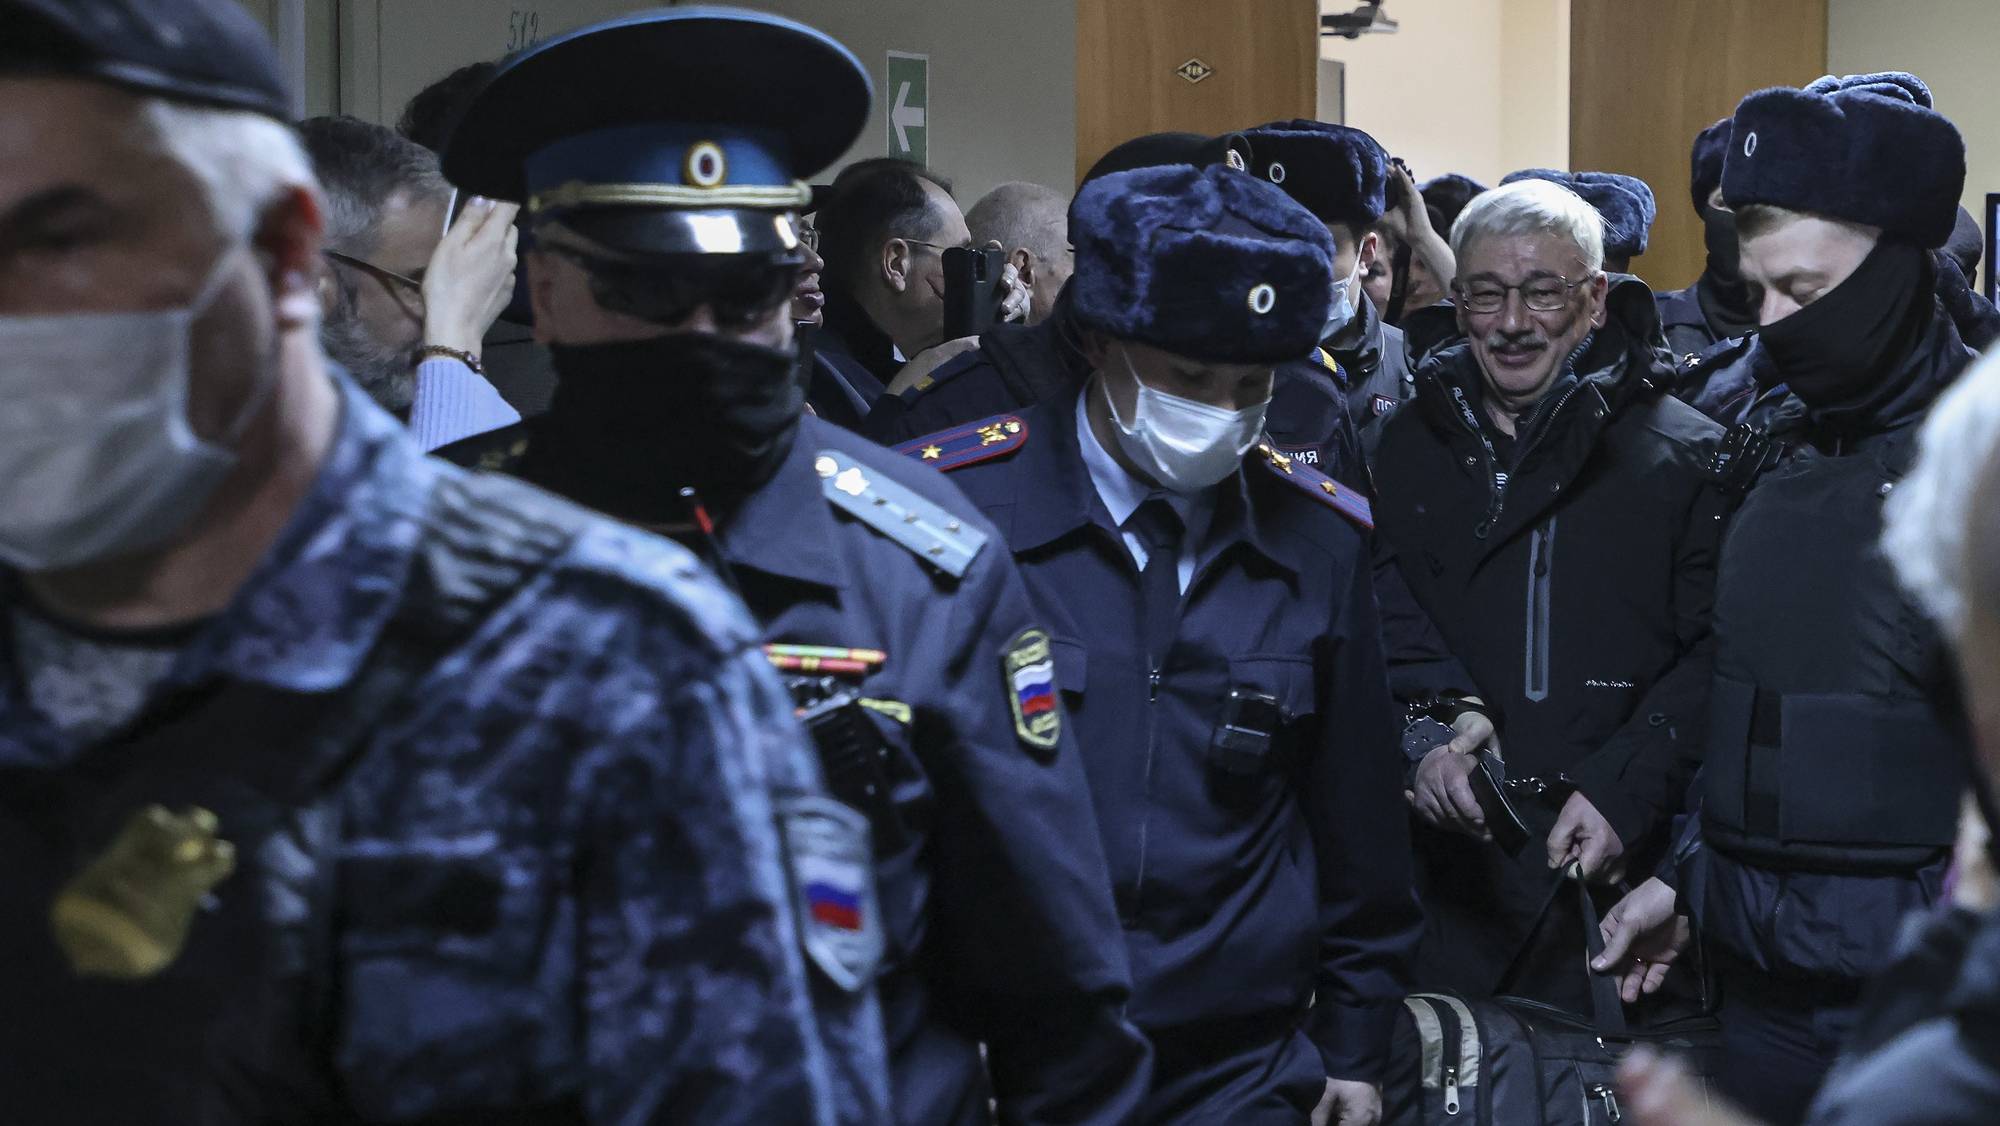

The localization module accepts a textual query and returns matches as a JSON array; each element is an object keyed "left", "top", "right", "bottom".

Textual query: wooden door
[
  {"left": 1076, "top": 0, "right": 1321, "bottom": 184},
  {"left": 1569, "top": 0, "right": 1827, "bottom": 291}
]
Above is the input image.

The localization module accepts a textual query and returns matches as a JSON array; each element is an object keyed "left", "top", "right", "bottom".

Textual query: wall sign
[
  {"left": 1176, "top": 58, "right": 1215, "bottom": 84},
  {"left": 887, "top": 51, "right": 930, "bottom": 166}
]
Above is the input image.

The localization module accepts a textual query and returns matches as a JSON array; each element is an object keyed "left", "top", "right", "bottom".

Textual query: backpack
[{"left": 1386, "top": 871, "right": 1722, "bottom": 1125}]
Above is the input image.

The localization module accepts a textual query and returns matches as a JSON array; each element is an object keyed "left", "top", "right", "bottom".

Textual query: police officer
[
  {"left": 865, "top": 131, "right": 1360, "bottom": 475},
  {"left": 1500, "top": 168, "right": 1658, "bottom": 277},
  {"left": 1240, "top": 120, "right": 1415, "bottom": 445},
  {"left": 1594, "top": 72, "right": 1976, "bottom": 1125},
  {"left": 904, "top": 163, "right": 1421, "bottom": 1124},
  {"left": 866, "top": 132, "right": 1484, "bottom": 723},
  {"left": 1657, "top": 118, "right": 1761, "bottom": 372},
  {"left": 438, "top": 11, "right": 1151, "bottom": 1124},
  {"left": 0, "top": 1, "right": 885, "bottom": 1120}
]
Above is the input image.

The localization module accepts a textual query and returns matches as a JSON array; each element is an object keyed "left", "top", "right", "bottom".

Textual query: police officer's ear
[
  {"left": 882, "top": 236, "right": 914, "bottom": 293},
  {"left": 1078, "top": 329, "right": 1112, "bottom": 374},
  {"left": 251, "top": 184, "right": 328, "bottom": 331},
  {"left": 1357, "top": 229, "right": 1383, "bottom": 273}
]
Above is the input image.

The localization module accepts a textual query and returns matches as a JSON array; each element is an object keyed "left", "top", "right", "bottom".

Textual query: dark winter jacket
[
  {"left": 1374, "top": 278, "right": 1729, "bottom": 1002},
  {"left": 1376, "top": 277, "right": 1728, "bottom": 846}
]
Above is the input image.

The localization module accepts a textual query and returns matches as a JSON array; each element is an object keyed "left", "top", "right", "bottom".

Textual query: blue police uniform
[
  {"left": 906, "top": 163, "right": 1422, "bottom": 1122},
  {"left": 437, "top": 9, "right": 1151, "bottom": 1122},
  {"left": 708, "top": 415, "right": 1153, "bottom": 1124},
  {"left": 0, "top": 377, "right": 888, "bottom": 1123},
  {"left": 927, "top": 399, "right": 1420, "bottom": 1121}
]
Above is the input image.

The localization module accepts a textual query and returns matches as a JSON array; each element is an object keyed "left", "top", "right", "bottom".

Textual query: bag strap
[{"left": 1495, "top": 865, "right": 1630, "bottom": 1037}]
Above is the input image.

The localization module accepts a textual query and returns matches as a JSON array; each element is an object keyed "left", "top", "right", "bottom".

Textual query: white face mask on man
[
  {"left": 0, "top": 247, "right": 268, "bottom": 571},
  {"left": 1323, "top": 255, "right": 1365, "bottom": 341},
  {"left": 1105, "top": 345, "right": 1270, "bottom": 493}
]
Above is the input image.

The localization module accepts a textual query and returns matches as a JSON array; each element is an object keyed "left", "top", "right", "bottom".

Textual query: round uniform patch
[
  {"left": 684, "top": 140, "right": 728, "bottom": 188},
  {"left": 1268, "top": 161, "right": 1287, "bottom": 185},
  {"left": 1248, "top": 283, "right": 1278, "bottom": 315},
  {"left": 1742, "top": 131, "right": 1758, "bottom": 158},
  {"left": 1003, "top": 628, "right": 1062, "bottom": 755},
  {"left": 1226, "top": 148, "right": 1247, "bottom": 172}
]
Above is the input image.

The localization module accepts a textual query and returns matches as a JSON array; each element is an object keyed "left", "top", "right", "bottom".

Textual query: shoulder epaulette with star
[
  {"left": 814, "top": 449, "right": 989, "bottom": 578},
  {"left": 1253, "top": 441, "right": 1374, "bottom": 531},
  {"left": 894, "top": 412, "right": 1028, "bottom": 472}
]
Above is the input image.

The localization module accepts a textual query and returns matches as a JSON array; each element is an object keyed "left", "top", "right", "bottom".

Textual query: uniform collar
[
  {"left": 715, "top": 415, "right": 847, "bottom": 588},
  {"left": 1073, "top": 387, "right": 1216, "bottom": 548},
  {"left": 1324, "top": 290, "right": 1386, "bottom": 374},
  {"left": 998, "top": 385, "right": 1293, "bottom": 577}
]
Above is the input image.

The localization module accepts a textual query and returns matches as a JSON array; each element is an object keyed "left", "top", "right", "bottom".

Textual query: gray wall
[{"left": 239, "top": 0, "right": 1078, "bottom": 207}]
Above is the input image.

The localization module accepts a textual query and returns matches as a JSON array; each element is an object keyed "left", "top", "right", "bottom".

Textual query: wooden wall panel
[
  {"left": 1076, "top": 0, "right": 1319, "bottom": 185},
  {"left": 1570, "top": 0, "right": 1826, "bottom": 293}
]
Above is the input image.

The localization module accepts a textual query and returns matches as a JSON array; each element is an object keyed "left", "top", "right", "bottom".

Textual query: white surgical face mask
[
  {"left": 1323, "top": 255, "right": 1365, "bottom": 340},
  {"left": 1106, "top": 346, "right": 1269, "bottom": 492},
  {"left": 0, "top": 248, "right": 267, "bottom": 571}
]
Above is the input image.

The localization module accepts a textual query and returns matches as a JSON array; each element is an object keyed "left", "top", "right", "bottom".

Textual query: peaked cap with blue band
[
  {"left": 442, "top": 7, "right": 871, "bottom": 258},
  {"left": 1689, "top": 117, "right": 1731, "bottom": 215},
  {"left": 1070, "top": 164, "right": 1336, "bottom": 365},
  {"left": 1501, "top": 168, "right": 1658, "bottom": 261},
  {"left": 1240, "top": 120, "right": 1390, "bottom": 233},
  {"left": 0, "top": 0, "right": 290, "bottom": 119},
  {"left": 1722, "top": 71, "right": 1966, "bottom": 249}
]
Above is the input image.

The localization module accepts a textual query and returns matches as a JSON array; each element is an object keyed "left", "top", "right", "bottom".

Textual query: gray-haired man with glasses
[{"left": 1369, "top": 178, "right": 1729, "bottom": 1010}]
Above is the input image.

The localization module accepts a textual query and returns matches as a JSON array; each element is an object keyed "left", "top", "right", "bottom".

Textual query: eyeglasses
[
  {"left": 548, "top": 244, "right": 801, "bottom": 329},
  {"left": 894, "top": 236, "right": 973, "bottom": 254},
  {"left": 1454, "top": 273, "right": 1595, "bottom": 314},
  {"left": 324, "top": 250, "right": 423, "bottom": 300},
  {"left": 797, "top": 221, "right": 820, "bottom": 253}
]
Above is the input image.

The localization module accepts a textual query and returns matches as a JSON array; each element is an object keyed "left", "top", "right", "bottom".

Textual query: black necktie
[{"left": 1129, "top": 494, "right": 1185, "bottom": 662}]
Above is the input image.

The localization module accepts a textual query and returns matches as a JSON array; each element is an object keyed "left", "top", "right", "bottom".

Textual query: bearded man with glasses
[{"left": 1370, "top": 178, "right": 1730, "bottom": 1012}]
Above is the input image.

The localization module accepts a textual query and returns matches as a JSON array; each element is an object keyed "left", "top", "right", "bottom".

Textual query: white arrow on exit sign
[
  {"left": 886, "top": 51, "right": 929, "bottom": 165},
  {"left": 892, "top": 81, "right": 927, "bottom": 152}
]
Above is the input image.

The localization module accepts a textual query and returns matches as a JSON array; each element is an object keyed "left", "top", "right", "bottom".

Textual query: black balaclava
[
  {"left": 1696, "top": 205, "right": 1759, "bottom": 339},
  {"left": 1756, "top": 239, "right": 1933, "bottom": 422},
  {"left": 539, "top": 334, "right": 804, "bottom": 520}
]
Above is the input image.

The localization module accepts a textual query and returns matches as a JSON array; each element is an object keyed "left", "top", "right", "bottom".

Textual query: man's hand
[
  {"left": 1405, "top": 705, "right": 1499, "bottom": 839},
  {"left": 1592, "top": 877, "right": 1690, "bottom": 1003},
  {"left": 1376, "top": 163, "right": 1456, "bottom": 293},
  {"left": 885, "top": 335, "right": 980, "bottom": 397},
  {"left": 1546, "top": 791, "right": 1626, "bottom": 881},
  {"left": 1407, "top": 744, "right": 1489, "bottom": 841},
  {"left": 422, "top": 197, "right": 520, "bottom": 357},
  {"left": 997, "top": 257, "right": 1031, "bottom": 324},
  {"left": 1620, "top": 1046, "right": 1765, "bottom": 1126},
  {"left": 1312, "top": 1078, "right": 1382, "bottom": 1126}
]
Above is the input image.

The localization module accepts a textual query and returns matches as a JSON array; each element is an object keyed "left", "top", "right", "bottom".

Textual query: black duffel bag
[{"left": 1385, "top": 869, "right": 1721, "bottom": 1125}]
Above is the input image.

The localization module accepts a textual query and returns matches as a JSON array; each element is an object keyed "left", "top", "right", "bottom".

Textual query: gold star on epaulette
[
  {"left": 1321, "top": 481, "right": 1338, "bottom": 495},
  {"left": 978, "top": 423, "right": 1008, "bottom": 446},
  {"left": 922, "top": 445, "right": 943, "bottom": 460},
  {"left": 1258, "top": 443, "right": 1294, "bottom": 474}
]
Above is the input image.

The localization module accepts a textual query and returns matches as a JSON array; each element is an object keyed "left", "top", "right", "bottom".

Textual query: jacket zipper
[
  {"left": 1450, "top": 379, "right": 1591, "bottom": 538},
  {"left": 1525, "top": 516, "right": 1556, "bottom": 702}
]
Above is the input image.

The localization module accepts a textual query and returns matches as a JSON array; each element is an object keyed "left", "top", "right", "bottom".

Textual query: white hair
[
  {"left": 1882, "top": 345, "right": 2000, "bottom": 640},
  {"left": 135, "top": 98, "right": 320, "bottom": 237},
  {"left": 1450, "top": 179, "right": 1605, "bottom": 274}
]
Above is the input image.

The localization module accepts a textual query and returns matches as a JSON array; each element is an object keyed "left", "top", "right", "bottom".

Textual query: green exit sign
[{"left": 886, "top": 51, "right": 929, "bottom": 166}]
